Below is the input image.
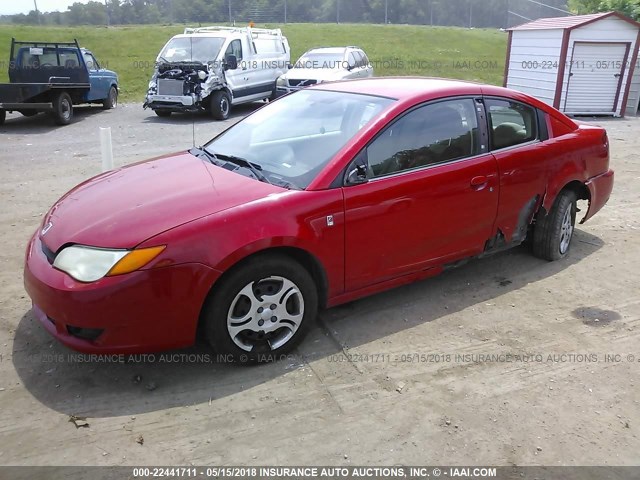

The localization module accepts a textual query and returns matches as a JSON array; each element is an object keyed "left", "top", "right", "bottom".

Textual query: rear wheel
[
  {"left": 203, "top": 255, "right": 318, "bottom": 363},
  {"left": 532, "top": 190, "right": 577, "bottom": 261},
  {"left": 0, "top": 109, "right": 5, "bottom": 125},
  {"left": 210, "top": 90, "right": 231, "bottom": 120},
  {"left": 102, "top": 86, "right": 118, "bottom": 110},
  {"left": 154, "top": 109, "right": 172, "bottom": 118},
  {"left": 52, "top": 92, "right": 73, "bottom": 125}
]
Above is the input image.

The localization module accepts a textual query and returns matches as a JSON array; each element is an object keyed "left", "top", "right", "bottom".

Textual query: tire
[
  {"left": 210, "top": 90, "right": 231, "bottom": 120},
  {"left": 0, "top": 109, "right": 5, "bottom": 125},
  {"left": 532, "top": 189, "right": 577, "bottom": 261},
  {"left": 52, "top": 92, "right": 73, "bottom": 125},
  {"left": 269, "top": 81, "right": 278, "bottom": 101},
  {"left": 154, "top": 110, "right": 172, "bottom": 118},
  {"left": 19, "top": 110, "right": 38, "bottom": 117},
  {"left": 203, "top": 255, "right": 318, "bottom": 363},
  {"left": 102, "top": 86, "right": 118, "bottom": 110}
]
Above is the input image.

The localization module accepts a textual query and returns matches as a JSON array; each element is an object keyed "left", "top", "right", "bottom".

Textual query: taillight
[{"left": 602, "top": 131, "right": 609, "bottom": 152}]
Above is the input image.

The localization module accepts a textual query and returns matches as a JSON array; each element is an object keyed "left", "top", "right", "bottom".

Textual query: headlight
[
  {"left": 276, "top": 76, "right": 287, "bottom": 87},
  {"left": 53, "top": 245, "right": 166, "bottom": 282},
  {"left": 148, "top": 80, "right": 156, "bottom": 89}
]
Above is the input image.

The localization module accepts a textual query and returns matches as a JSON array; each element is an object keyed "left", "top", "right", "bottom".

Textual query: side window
[
  {"left": 486, "top": 98, "right": 538, "bottom": 150},
  {"left": 225, "top": 39, "right": 243, "bottom": 62},
  {"left": 353, "top": 51, "right": 365, "bottom": 68},
  {"left": 359, "top": 51, "right": 370, "bottom": 67},
  {"left": 83, "top": 53, "right": 97, "bottom": 71},
  {"left": 347, "top": 52, "right": 358, "bottom": 70},
  {"left": 367, "top": 99, "right": 480, "bottom": 178}
]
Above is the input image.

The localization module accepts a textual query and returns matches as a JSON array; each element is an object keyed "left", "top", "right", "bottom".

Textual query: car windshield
[
  {"left": 158, "top": 36, "right": 225, "bottom": 63},
  {"left": 296, "top": 52, "right": 345, "bottom": 69},
  {"left": 204, "top": 89, "right": 395, "bottom": 189}
]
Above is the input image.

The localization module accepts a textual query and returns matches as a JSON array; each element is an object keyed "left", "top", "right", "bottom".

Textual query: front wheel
[
  {"left": 203, "top": 255, "right": 318, "bottom": 363},
  {"left": 52, "top": 92, "right": 73, "bottom": 125},
  {"left": 210, "top": 90, "right": 231, "bottom": 120},
  {"left": 102, "top": 86, "right": 118, "bottom": 110},
  {"left": 0, "top": 109, "right": 5, "bottom": 125},
  {"left": 532, "top": 190, "right": 577, "bottom": 261},
  {"left": 154, "top": 109, "right": 172, "bottom": 118}
]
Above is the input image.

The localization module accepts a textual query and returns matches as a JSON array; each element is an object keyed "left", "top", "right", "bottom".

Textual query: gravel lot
[{"left": 0, "top": 104, "right": 638, "bottom": 467}]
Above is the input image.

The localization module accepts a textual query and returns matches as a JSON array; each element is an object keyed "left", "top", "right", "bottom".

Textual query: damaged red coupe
[{"left": 24, "top": 78, "right": 613, "bottom": 361}]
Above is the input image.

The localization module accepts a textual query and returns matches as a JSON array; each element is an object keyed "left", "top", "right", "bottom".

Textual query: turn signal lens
[{"left": 107, "top": 246, "right": 166, "bottom": 277}]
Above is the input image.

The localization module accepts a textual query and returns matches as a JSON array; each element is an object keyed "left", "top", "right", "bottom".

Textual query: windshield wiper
[
  {"left": 209, "top": 152, "right": 274, "bottom": 186},
  {"left": 189, "top": 147, "right": 222, "bottom": 166},
  {"left": 271, "top": 179, "right": 302, "bottom": 191}
]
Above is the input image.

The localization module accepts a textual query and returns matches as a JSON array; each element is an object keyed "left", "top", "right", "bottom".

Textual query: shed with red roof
[{"left": 504, "top": 11, "right": 640, "bottom": 116}]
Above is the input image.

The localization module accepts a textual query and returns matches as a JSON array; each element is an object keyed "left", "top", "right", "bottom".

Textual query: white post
[{"left": 99, "top": 127, "right": 114, "bottom": 172}]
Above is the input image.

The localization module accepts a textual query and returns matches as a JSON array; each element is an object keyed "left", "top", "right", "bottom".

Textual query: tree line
[{"left": 0, "top": 0, "right": 637, "bottom": 28}]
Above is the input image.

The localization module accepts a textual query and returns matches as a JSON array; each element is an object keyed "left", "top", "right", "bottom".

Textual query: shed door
[{"left": 564, "top": 42, "right": 629, "bottom": 114}]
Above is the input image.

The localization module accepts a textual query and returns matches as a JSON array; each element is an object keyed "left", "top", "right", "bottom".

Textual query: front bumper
[
  {"left": 582, "top": 169, "right": 614, "bottom": 223},
  {"left": 145, "top": 94, "right": 203, "bottom": 113},
  {"left": 23, "top": 235, "right": 221, "bottom": 354}
]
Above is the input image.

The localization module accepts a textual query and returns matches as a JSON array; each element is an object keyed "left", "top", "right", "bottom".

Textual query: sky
[{"left": 0, "top": 0, "right": 94, "bottom": 16}]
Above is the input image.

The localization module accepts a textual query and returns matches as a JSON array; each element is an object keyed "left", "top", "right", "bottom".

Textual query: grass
[{"left": 0, "top": 23, "right": 507, "bottom": 102}]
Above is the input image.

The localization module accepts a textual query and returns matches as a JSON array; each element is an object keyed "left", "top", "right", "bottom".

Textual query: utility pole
[
  {"left": 104, "top": 0, "right": 110, "bottom": 27},
  {"left": 284, "top": 0, "right": 287, "bottom": 24},
  {"left": 33, "top": 0, "right": 40, "bottom": 25},
  {"left": 336, "top": 0, "right": 340, "bottom": 24},
  {"left": 228, "top": 0, "right": 232, "bottom": 24},
  {"left": 469, "top": 0, "right": 472, "bottom": 28},
  {"left": 384, "top": 0, "right": 388, "bottom": 24}
]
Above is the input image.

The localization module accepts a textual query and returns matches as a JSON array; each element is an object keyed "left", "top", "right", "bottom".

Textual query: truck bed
[{"left": 0, "top": 81, "right": 90, "bottom": 109}]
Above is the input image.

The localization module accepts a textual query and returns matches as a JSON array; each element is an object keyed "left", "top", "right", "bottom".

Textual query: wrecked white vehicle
[{"left": 144, "top": 26, "right": 290, "bottom": 120}]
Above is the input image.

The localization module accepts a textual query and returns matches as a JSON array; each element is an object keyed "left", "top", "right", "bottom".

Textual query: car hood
[
  {"left": 285, "top": 67, "right": 347, "bottom": 82},
  {"left": 40, "top": 152, "right": 281, "bottom": 252}
]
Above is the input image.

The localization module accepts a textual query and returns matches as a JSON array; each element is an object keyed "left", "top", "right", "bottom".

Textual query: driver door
[{"left": 343, "top": 98, "right": 499, "bottom": 291}]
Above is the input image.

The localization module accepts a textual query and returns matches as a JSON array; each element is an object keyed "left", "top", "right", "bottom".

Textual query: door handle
[{"left": 470, "top": 175, "right": 488, "bottom": 189}]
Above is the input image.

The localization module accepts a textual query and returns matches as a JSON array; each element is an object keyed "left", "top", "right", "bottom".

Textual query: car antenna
[{"left": 190, "top": 35, "right": 196, "bottom": 148}]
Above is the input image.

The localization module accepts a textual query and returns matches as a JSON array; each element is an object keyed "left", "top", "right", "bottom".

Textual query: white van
[{"left": 144, "top": 26, "right": 290, "bottom": 120}]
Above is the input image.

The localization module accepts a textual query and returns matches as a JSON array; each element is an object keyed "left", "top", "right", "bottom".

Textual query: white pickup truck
[{"left": 144, "top": 26, "right": 290, "bottom": 120}]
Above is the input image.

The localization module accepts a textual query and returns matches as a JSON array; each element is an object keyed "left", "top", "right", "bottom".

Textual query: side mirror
[
  {"left": 225, "top": 54, "right": 238, "bottom": 71},
  {"left": 287, "top": 62, "right": 293, "bottom": 69},
  {"left": 345, "top": 163, "right": 368, "bottom": 185}
]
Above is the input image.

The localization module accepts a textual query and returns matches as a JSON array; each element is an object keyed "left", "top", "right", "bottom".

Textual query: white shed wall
[
  {"left": 506, "top": 29, "right": 564, "bottom": 106},
  {"left": 559, "top": 17, "right": 639, "bottom": 116}
]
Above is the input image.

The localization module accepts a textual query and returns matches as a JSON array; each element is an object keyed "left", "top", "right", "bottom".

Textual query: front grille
[
  {"left": 157, "top": 79, "right": 185, "bottom": 96},
  {"left": 288, "top": 79, "right": 318, "bottom": 87}
]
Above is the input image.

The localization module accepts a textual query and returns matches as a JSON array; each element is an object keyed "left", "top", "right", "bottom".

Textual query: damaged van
[{"left": 144, "top": 26, "right": 290, "bottom": 120}]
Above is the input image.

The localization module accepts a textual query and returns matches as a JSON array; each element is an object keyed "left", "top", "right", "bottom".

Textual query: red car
[{"left": 24, "top": 78, "right": 614, "bottom": 361}]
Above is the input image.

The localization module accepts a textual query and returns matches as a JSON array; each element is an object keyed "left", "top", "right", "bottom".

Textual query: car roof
[
  {"left": 313, "top": 77, "right": 485, "bottom": 100},
  {"left": 304, "top": 47, "right": 348, "bottom": 54}
]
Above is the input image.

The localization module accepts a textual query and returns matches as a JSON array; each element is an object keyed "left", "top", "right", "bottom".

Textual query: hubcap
[
  {"left": 227, "top": 276, "right": 304, "bottom": 352},
  {"left": 221, "top": 98, "right": 229, "bottom": 116},
  {"left": 61, "top": 100, "right": 71, "bottom": 120},
  {"left": 559, "top": 207, "right": 574, "bottom": 254}
]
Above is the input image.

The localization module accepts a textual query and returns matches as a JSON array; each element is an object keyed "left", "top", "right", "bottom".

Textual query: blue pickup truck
[{"left": 0, "top": 39, "right": 119, "bottom": 125}]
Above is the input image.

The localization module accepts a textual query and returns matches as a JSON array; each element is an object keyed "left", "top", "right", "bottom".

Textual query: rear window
[{"left": 18, "top": 47, "right": 81, "bottom": 69}]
